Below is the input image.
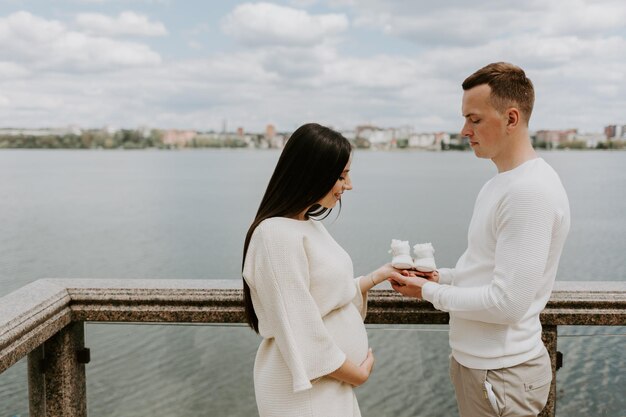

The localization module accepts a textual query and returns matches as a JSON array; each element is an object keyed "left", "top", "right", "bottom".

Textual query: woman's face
[{"left": 318, "top": 155, "right": 353, "bottom": 209}]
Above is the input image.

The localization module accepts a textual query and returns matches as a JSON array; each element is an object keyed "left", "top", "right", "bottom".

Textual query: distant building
[
  {"left": 353, "top": 125, "right": 449, "bottom": 150},
  {"left": 162, "top": 129, "right": 196, "bottom": 147},
  {"left": 535, "top": 129, "right": 577, "bottom": 147},
  {"left": 574, "top": 132, "right": 605, "bottom": 148},
  {"left": 408, "top": 132, "right": 448, "bottom": 149},
  {"left": 604, "top": 124, "right": 626, "bottom": 140},
  {"left": 270, "top": 134, "right": 286, "bottom": 149},
  {"left": 355, "top": 125, "right": 396, "bottom": 149},
  {"left": 339, "top": 130, "right": 356, "bottom": 142},
  {"left": 103, "top": 125, "right": 117, "bottom": 135},
  {"left": 265, "top": 124, "right": 276, "bottom": 140},
  {"left": 262, "top": 124, "right": 286, "bottom": 148},
  {"left": 0, "top": 126, "right": 83, "bottom": 137},
  {"left": 137, "top": 126, "right": 152, "bottom": 138}
]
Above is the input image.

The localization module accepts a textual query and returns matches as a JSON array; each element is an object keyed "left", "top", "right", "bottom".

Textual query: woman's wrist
[
  {"left": 357, "top": 366, "right": 368, "bottom": 385},
  {"left": 368, "top": 272, "right": 377, "bottom": 286}
]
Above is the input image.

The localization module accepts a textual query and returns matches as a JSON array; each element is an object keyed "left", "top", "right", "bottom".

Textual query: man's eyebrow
[{"left": 463, "top": 112, "right": 477, "bottom": 118}]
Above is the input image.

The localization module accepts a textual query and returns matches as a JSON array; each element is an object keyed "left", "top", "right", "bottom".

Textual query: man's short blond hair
[{"left": 462, "top": 62, "right": 535, "bottom": 124}]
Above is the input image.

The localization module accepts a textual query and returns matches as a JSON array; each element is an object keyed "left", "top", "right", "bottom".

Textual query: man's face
[{"left": 461, "top": 84, "right": 508, "bottom": 160}]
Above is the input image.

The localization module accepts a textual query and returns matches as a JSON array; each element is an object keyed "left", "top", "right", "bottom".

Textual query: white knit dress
[{"left": 243, "top": 217, "right": 368, "bottom": 417}]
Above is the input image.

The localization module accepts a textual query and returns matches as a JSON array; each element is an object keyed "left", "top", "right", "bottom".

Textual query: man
[{"left": 391, "top": 62, "right": 570, "bottom": 417}]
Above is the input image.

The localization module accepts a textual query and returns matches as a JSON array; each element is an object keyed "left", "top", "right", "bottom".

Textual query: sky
[{"left": 0, "top": 0, "right": 624, "bottom": 133}]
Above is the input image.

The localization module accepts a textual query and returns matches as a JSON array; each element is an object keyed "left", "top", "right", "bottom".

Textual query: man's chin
[{"left": 472, "top": 149, "right": 490, "bottom": 159}]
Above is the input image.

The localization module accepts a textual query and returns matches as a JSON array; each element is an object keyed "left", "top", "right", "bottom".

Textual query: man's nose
[{"left": 461, "top": 121, "right": 473, "bottom": 137}]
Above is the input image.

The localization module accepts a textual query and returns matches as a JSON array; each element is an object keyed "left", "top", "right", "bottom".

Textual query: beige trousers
[{"left": 449, "top": 349, "right": 552, "bottom": 417}]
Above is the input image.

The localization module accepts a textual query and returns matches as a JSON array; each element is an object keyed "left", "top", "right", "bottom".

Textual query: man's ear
[{"left": 507, "top": 108, "right": 520, "bottom": 129}]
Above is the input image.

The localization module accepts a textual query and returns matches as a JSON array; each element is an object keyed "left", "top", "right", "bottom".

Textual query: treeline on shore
[
  {"left": 0, "top": 130, "right": 163, "bottom": 149},
  {"left": 0, "top": 130, "right": 251, "bottom": 150},
  {"left": 534, "top": 140, "right": 625, "bottom": 150},
  {"left": 0, "top": 130, "right": 623, "bottom": 150}
]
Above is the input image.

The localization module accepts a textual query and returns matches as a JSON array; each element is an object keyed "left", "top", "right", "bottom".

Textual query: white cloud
[
  {"left": 288, "top": 0, "right": 319, "bottom": 6},
  {"left": 188, "top": 40, "right": 203, "bottom": 50},
  {"left": 322, "top": 55, "right": 423, "bottom": 89},
  {"left": 540, "top": 0, "right": 626, "bottom": 36},
  {"left": 72, "top": 0, "right": 171, "bottom": 3},
  {"left": 75, "top": 11, "right": 168, "bottom": 37},
  {"left": 0, "top": 61, "right": 30, "bottom": 78},
  {"left": 222, "top": 2, "right": 348, "bottom": 47},
  {"left": 259, "top": 44, "right": 336, "bottom": 80},
  {"left": 350, "top": 0, "right": 626, "bottom": 45},
  {"left": 0, "top": 12, "right": 161, "bottom": 71},
  {"left": 354, "top": 9, "right": 524, "bottom": 46},
  {"left": 0, "top": 1, "right": 624, "bottom": 133}
]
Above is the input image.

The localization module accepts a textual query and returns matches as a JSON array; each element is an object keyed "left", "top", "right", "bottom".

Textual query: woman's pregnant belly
[{"left": 322, "top": 303, "right": 369, "bottom": 365}]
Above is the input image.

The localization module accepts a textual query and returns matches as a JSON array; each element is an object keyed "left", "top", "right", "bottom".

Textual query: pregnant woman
[{"left": 242, "top": 123, "right": 401, "bottom": 416}]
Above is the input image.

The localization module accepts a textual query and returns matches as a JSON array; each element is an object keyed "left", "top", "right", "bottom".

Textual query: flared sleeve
[{"left": 244, "top": 222, "right": 347, "bottom": 392}]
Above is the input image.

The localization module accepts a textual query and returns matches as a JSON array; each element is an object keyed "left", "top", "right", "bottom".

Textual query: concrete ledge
[
  {"left": 1, "top": 279, "right": 625, "bottom": 375},
  {"left": 0, "top": 280, "right": 72, "bottom": 373}
]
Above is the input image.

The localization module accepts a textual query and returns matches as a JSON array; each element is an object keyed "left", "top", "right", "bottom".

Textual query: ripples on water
[{"left": 0, "top": 150, "right": 624, "bottom": 416}]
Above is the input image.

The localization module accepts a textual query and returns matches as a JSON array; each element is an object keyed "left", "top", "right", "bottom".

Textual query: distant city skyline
[
  {"left": 4, "top": 123, "right": 622, "bottom": 151},
  {"left": 0, "top": 1, "right": 624, "bottom": 133}
]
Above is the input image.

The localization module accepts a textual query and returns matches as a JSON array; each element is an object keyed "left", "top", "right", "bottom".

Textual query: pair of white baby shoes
[{"left": 389, "top": 239, "right": 437, "bottom": 272}]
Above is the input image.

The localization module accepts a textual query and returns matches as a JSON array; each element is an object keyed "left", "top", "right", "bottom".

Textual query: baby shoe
[
  {"left": 412, "top": 243, "right": 436, "bottom": 272},
  {"left": 389, "top": 239, "right": 414, "bottom": 269}
]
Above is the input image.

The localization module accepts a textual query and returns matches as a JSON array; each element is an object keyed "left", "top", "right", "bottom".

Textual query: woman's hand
[
  {"left": 328, "top": 348, "right": 375, "bottom": 387},
  {"left": 361, "top": 263, "right": 406, "bottom": 292},
  {"left": 357, "top": 348, "right": 375, "bottom": 384}
]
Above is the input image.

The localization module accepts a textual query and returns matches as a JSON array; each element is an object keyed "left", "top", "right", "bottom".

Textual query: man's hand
[
  {"left": 418, "top": 270, "right": 440, "bottom": 283},
  {"left": 389, "top": 270, "right": 431, "bottom": 299}
]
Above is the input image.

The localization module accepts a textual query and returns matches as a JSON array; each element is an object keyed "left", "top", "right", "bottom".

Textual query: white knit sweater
[
  {"left": 423, "top": 158, "right": 570, "bottom": 369},
  {"left": 243, "top": 217, "right": 368, "bottom": 417}
]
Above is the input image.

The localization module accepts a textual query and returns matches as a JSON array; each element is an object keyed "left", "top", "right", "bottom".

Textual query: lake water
[{"left": 0, "top": 149, "right": 624, "bottom": 416}]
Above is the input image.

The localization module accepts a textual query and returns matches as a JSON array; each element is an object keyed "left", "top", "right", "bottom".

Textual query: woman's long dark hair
[{"left": 242, "top": 123, "right": 352, "bottom": 333}]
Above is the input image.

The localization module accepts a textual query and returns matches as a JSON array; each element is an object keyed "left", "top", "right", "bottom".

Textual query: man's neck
[{"left": 493, "top": 133, "right": 537, "bottom": 173}]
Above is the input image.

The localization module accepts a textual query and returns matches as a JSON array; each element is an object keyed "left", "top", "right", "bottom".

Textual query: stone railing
[{"left": 1, "top": 279, "right": 624, "bottom": 417}]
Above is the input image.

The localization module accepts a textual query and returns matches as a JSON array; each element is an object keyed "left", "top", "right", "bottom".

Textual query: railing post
[
  {"left": 31, "top": 321, "right": 89, "bottom": 416},
  {"left": 28, "top": 345, "right": 46, "bottom": 417},
  {"left": 540, "top": 325, "right": 558, "bottom": 417}
]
